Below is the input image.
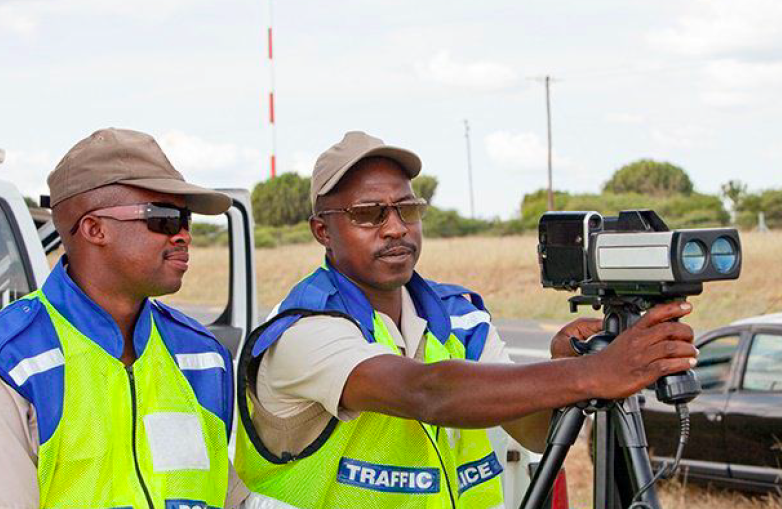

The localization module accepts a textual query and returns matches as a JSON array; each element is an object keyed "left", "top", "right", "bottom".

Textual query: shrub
[{"left": 603, "top": 159, "right": 694, "bottom": 196}]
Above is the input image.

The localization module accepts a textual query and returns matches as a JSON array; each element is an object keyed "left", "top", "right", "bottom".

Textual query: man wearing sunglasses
[
  {"left": 0, "top": 129, "right": 248, "bottom": 508},
  {"left": 235, "top": 131, "right": 697, "bottom": 508}
]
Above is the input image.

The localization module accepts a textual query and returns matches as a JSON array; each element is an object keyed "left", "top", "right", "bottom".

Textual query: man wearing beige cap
[
  {"left": 0, "top": 128, "right": 247, "bottom": 508},
  {"left": 234, "top": 131, "right": 697, "bottom": 508}
]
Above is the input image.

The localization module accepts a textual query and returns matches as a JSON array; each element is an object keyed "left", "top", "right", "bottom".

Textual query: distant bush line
[{"left": 185, "top": 158, "right": 781, "bottom": 248}]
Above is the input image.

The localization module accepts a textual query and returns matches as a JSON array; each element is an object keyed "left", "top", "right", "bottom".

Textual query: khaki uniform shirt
[{"left": 253, "top": 287, "right": 511, "bottom": 456}]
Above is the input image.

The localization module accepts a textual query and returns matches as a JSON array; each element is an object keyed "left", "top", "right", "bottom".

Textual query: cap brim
[
  {"left": 319, "top": 145, "right": 422, "bottom": 199},
  {"left": 119, "top": 178, "right": 232, "bottom": 215}
]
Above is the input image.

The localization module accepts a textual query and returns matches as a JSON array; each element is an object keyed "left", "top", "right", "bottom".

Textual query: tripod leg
[
  {"left": 593, "top": 410, "right": 620, "bottom": 509},
  {"left": 611, "top": 396, "right": 660, "bottom": 509},
  {"left": 520, "top": 405, "right": 585, "bottom": 509}
]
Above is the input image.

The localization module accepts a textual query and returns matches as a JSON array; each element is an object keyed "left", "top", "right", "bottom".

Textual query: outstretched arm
[{"left": 341, "top": 302, "right": 696, "bottom": 436}]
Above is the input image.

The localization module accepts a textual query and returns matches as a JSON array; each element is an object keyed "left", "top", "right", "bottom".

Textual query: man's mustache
[{"left": 375, "top": 241, "right": 418, "bottom": 258}]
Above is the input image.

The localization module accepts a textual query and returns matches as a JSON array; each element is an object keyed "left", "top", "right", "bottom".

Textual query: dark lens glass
[
  {"left": 398, "top": 203, "right": 427, "bottom": 223},
  {"left": 147, "top": 204, "right": 188, "bottom": 235},
  {"left": 349, "top": 204, "right": 387, "bottom": 226}
]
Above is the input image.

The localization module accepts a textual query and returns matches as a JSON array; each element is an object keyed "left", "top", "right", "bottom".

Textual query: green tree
[
  {"left": 603, "top": 159, "right": 694, "bottom": 196},
  {"left": 721, "top": 180, "right": 747, "bottom": 223},
  {"left": 412, "top": 175, "right": 438, "bottom": 204},
  {"left": 251, "top": 173, "right": 311, "bottom": 227},
  {"left": 24, "top": 196, "right": 37, "bottom": 208},
  {"left": 736, "top": 188, "right": 782, "bottom": 229}
]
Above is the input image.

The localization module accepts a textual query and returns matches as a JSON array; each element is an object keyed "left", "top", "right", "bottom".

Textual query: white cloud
[
  {"left": 648, "top": 0, "right": 782, "bottom": 58},
  {"left": 416, "top": 50, "right": 518, "bottom": 92},
  {"left": 288, "top": 152, "right": 316, "bottom": 177},
  {"left": 0, "top": 3, "right": 38, "bottom": 36},
  {"left": 650, "top": 125, "right": 712, "bottom": 150},
  {"left": 484, "top": 130, "right": 572, "bottom": 171},
  {"left": 701, "top": 59, "right": 782, "bottom": 107},
  {"left": 0, "top": 149, "right": 58, "bottom": 199},
  {"left": 157, "top": 131, "right": 262, "bottom": 189},
  {"left": 605, "top": 113, "right": 646, "bottom": 125},
  {"left": 0, "top": 0, "right": 196, "bottom": 36}
]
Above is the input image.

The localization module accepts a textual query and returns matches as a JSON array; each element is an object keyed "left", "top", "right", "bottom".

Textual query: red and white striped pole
[{"left": 266, "top": 0, "right": 277, "bottom": 179}]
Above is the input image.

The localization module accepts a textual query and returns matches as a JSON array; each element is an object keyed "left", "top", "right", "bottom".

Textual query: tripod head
[{"left": 568, "top": 289, "right": 701, "bottom": 405}]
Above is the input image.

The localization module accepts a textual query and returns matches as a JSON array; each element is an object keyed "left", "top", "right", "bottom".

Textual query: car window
[
  {"left": 742, "top": 333, "right": 782, "bottom": 392},
  {"left": 695, "top": 335, "right": 741, "bottom": 391},
  {"left": 0, "top": 203, "right": 32, "bottom": 308}
]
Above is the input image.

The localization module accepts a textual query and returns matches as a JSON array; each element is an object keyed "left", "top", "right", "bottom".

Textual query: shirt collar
[
  {"left": 323, "top": 258, "right": 452, "bottom": 345},
  {"left": 42, "top": 256, "right": 153, "bottom": 360}
]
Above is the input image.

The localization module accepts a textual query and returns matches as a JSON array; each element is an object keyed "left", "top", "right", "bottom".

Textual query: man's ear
[
  {"left": 77, "top": 216, "right": 110, "bottom": 247},
  {"left": 310, "top": 215, "right": 331, "bottom": 249}
]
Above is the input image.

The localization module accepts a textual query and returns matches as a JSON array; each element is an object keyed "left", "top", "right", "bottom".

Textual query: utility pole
[
  {"left": 529, "top": 75, "right": 557, "bottom": 210},
  {"left": 545, "top": 75, "right": 554, "bottom": 211},
  {"left": 463, "top": 119, "right": 476, "bottom": 218}
]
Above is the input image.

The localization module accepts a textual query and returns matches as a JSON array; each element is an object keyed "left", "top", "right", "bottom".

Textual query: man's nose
[
  {"left": 380, "top": 206, "right": 408, "bottom": 237},
  {"left": 170, "top": 226, "right": 192, "bottom": 246}
]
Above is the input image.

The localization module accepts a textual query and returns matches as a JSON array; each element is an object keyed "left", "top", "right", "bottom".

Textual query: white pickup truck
[{"left": 0, "top": 175, "right": 565, "bottom": 509}]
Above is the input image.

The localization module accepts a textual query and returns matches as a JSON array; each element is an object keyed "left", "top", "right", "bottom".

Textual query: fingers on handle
[
  {"left": 648, "top": 341, "right": 698, "bottom": 361},
  {"left": 633, "top": 301, "right": 693, "bottom": 330},
  {"left": 649, "top": 357, "right": 696, "bottom": 379}
]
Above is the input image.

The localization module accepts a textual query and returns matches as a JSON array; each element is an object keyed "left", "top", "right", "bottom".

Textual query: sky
[{"left": 1, "top": 0, "right": 781, "bottom": 219}]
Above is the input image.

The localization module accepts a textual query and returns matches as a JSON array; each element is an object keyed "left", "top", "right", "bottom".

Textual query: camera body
[{"left": 538, "top": 210, "right": 742, "bottom": 297}]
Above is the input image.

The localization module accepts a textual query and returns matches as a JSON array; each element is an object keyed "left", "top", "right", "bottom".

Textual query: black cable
[{"left": 629, "top": 403, "right": 690, "bottom": 509}]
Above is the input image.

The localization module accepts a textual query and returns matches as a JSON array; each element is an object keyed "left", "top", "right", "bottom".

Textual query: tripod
[{"left": 520, "top": 295, "right": 688, "bottom": 509}]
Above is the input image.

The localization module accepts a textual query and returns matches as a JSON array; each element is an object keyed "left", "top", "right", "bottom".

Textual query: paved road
[{"left": 492, "top": 318, "right": 562, "bottom": 364}]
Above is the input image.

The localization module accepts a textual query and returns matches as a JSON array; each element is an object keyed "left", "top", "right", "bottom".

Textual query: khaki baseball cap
[
  {"left": 48, "top": 128, "right": 231, "bottom": 215},
  {"left": 310, "top": 131, "right": 422, "bottom": 209}
]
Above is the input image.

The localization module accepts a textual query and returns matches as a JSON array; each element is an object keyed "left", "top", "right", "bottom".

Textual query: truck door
[
  {"left": 163, "top": 188, "right": 258, "bottom": 358},
  {"left": 0, "top": 180, "right": 49, "bottom": 309}
]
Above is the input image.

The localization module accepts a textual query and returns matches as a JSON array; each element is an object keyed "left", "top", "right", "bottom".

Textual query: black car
[{"left": 641, "top": 314, "right": 782, "bottom": 492}]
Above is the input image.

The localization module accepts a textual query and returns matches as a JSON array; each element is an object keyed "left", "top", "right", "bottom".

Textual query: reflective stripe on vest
[
  {"left": 28, "top": 291, "right": 229, "bottom": 509},
  {"left": 236, "top": 271, "right": 504, "bottom": 509}
]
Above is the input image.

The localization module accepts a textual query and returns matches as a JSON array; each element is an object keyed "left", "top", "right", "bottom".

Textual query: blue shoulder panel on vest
[
  {"left": 252, "top": 314, "right": 302, "bottom": 358},
  {"left": 151, "top": 304, "right": 234, "bottom": 439},
  {"left": 280, "top": 266, "right": 375, "bottom": 343},
  {"left": 279, "top": 269, "right": 336, "bottom": 312},
  {"left": 427, "top": 281, "right": 491, "bottom": 362},
  {"left": 428, "top": 282, "right": 486, "bottom": 311},
  {"left": 153, "top": 301, "right": 216, "bottom": 339},
  {"left": 0, "top": 297, "right": 65, "bottom": 445}
]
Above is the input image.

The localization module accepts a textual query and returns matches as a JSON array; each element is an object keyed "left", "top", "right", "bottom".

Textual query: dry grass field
[
  {"left": 171, "top": 230, "right": 782, "bottom": 330},
  {"left": 563, "top": 438, "right": 782, "bottom": 509}
]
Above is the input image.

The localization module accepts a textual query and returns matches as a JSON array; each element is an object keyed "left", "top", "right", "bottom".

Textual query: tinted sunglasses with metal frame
[
  {"left": 69, "top": 202, "right": 192, "bottom": 236},
  {"left": 316, "top": 199, "right": 428, "bottom": 227}
]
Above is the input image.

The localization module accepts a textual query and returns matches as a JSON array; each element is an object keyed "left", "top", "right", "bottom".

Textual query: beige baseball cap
[
  {"left": 310, "top": 131, "right": 422, "bottom": 209},
  {"left": 47, "top": 128, "right": 231, "bottom": 215}
]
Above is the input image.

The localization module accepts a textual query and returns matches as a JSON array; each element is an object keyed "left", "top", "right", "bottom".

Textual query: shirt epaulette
[{"left": 0, "top": 297, "right": 44, "bottom": 352}]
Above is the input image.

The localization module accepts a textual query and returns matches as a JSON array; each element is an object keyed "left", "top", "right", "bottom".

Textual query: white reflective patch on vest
[
  {"left": 456, "top": 452, "right": 503, "bottom": 494},
  {"left": 8, "top": 348, "right": 65, "bottom": 386},
  {"left": 244, "top": 493, "right": 303, "bottom": 509},
  {"left": 144, "top": 412, "right": 210, "bottom": 471},
  {"left": 450, "top": 310, "right": 490, "bottom": 330},
  {"left": 175, "top": 352, "right": 225, "bottom": 371},
  {"left": 337, "top": 458, "right": 440, "bottom": 494}
]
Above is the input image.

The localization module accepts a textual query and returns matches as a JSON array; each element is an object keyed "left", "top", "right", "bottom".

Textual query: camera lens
[
  {"left": 711, "top": 237, "right": 737, "bottom": 274},
  {"left": 682, "top": 240, "right": 707, "bottom": 274}
]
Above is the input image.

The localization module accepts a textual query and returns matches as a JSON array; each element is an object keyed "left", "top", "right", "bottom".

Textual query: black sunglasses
[
  {"left": 69, "top": 202, "right": 192, "bottom": 236},
  {"left": 316, "top": 199, "right": 428, "bottom": 227}
]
